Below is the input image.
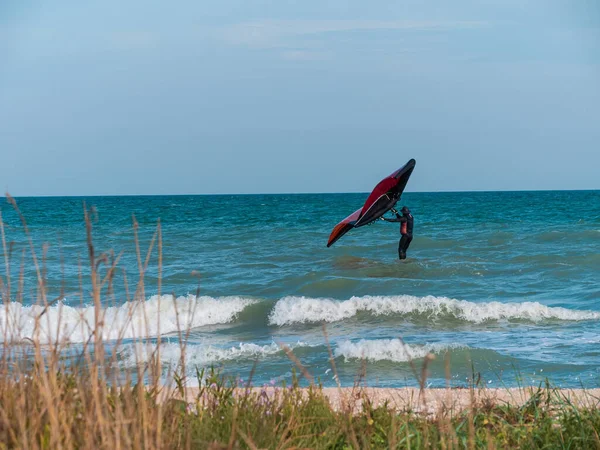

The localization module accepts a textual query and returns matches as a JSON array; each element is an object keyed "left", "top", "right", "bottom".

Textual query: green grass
[{"left": 1, "top": 367, "right": 600, "bottom": 449}]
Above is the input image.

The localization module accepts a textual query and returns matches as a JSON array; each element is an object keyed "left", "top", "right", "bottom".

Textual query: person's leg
[
  {"left": 402, "top": 235, "right": 413, "bottom": 253},
  {"left": 399, "top": 236, "right": 407, "bottom": 259}
]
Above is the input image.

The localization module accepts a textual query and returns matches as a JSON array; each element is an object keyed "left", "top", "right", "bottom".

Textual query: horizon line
[{"left": 5, "top": 187, "right": 599, "bottom": 199}]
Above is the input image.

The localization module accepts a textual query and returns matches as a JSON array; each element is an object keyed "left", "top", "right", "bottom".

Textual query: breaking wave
[
  {"left": 0, "top": 295, "right": 256, "bottom": 344},
  {"left": 119, "top": 341, "right": 310, "bottom": 368},
  {"left": 5, "top": 293, "right": 599, "bottom": 344},
  {"left": 335, "top": 339, "right": 465, "bottom": 362},
  {"left": 268, "top": 295, "right": 600, "bottom": 326}
]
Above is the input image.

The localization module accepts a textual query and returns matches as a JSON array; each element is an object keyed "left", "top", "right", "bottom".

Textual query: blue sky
[{"left": 1, "top": 0, "right": 599, "bottom": 195}]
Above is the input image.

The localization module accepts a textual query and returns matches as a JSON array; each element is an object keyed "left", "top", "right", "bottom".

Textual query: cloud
[{"left": 213, "top": 19, "right": 487, "bottom": 49}]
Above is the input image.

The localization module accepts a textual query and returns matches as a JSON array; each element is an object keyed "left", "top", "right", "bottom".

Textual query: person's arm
[{"left": 381, "top": 213, "right": 404, "bottom": 223}]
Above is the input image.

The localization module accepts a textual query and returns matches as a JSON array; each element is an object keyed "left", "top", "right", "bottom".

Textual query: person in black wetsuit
[{"left": 381, "top": 206, "right": 414, "bottom": 260}]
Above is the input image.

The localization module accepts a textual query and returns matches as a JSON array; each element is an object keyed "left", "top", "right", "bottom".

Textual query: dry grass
[{"left": 0, "top": 194, "right": 599, "bottom": 449}]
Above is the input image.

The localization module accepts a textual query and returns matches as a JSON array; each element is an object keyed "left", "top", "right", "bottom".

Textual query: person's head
[{"left": 401, "top": 206, "right": 410, "bottom": 215}]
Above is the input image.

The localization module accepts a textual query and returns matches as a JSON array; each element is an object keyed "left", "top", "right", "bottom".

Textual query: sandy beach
[{"left": 175, "top": 386, "right": 600, "bottom": 415}]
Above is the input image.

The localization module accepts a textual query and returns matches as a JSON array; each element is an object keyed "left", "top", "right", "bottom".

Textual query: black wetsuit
[{"left": 383, "top": 212, "right": 414, "bottom": 259}]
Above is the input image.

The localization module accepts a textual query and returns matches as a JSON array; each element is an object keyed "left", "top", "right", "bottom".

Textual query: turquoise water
[{"left": 1, "top": 191, "right": 599, "bottom": 387}]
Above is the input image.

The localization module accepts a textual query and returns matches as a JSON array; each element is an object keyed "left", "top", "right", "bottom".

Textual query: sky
[{"left": 1, "top": 0, "right": 599, "bottom": 195}]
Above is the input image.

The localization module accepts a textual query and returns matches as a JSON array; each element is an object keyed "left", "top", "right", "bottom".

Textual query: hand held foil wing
[
  {"left": 326, "top": 208, "right": 362, "bottom": 247},
  {"left": 326, "top": 159, "right": 416, "bottom": 247}
]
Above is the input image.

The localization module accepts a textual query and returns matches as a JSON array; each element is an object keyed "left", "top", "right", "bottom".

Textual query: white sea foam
[
  {"left": 335, "top": 339, "right": 465, "bottom": 362},
  {"left": 0, "top": 295, "right": 255, "bottom": 344},
  {"left": 119, "top": 341, "right": 310, "bottom": 368},
  {"left": 268, "top": 295, "right": 600, "bottom": 326}
]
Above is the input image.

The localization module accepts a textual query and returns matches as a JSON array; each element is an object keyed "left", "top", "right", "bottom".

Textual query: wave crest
[
  {"left": 0, "top": 295, "right": 255, "bottom": 344},
  {"left": 335, "top": 339, "right": 464, "bottom": 362},
  {"left": 268, "top": 295, "right": 600, "bottom": 325},
  {"left": 120, "top": 341, "right": 310, "bottom": 368}
]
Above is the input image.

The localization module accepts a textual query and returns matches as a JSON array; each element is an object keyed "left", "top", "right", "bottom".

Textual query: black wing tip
[{"left": 393, "top": 158, "right": 416, "bottom": 179}]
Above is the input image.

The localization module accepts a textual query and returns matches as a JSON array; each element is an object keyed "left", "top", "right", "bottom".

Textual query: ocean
[{"left": 1, "top": 191, "right": 599, "bottom": 388}]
